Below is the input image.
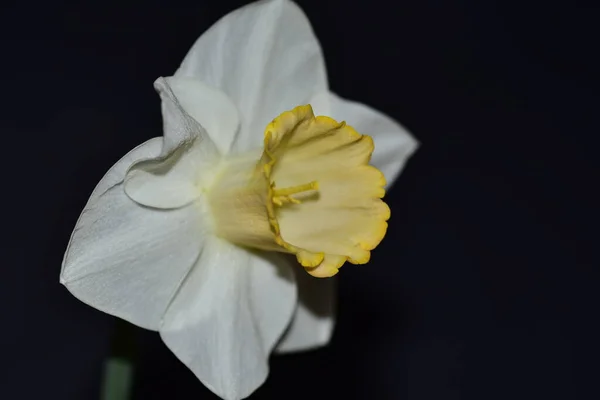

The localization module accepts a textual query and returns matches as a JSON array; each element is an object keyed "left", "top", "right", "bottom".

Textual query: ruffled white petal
[
  {"left": 61, "top": 138, "right": 207, "bottom": 331},
  {"left": 165, "top": 76, "right": 240, "bottom": 155},
  {"left": 275, "top": 266, "right": 336, "bottom": 353},
  {"left": 176, "top": 0, "right": 327, "bottom": 154},
  {"left": 310, "top": 91, "right": 419, "bottom": 188},
  {"left": 124, "top": 77, "right": 221, "bottom": 209},
  {"left": 160, "top": 237, "right": 296, "bottom": 400}
]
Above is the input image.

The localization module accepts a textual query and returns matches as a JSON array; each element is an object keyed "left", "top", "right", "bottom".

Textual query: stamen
[
  {"left": 272, "top": 196, "right": 301, "bottom": 206},
  {"left": 272, "top": 181, "right": 318, "bottom": 206},
  {"left": 273, "top": 181, "right": 319, "bottom": 196}
]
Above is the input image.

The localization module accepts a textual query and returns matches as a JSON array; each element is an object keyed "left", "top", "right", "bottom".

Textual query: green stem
[{"left": 100, "top": 319, "right": 137, "bottom": 400}]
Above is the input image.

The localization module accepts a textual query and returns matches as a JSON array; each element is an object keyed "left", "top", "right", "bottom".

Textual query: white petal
[
  {"left": 166, "top": 76, "right": 240, "bottom": 155},
  {"left": 124, "top": 77, "right": 221, "bottom": 209},
  {"left": 310, "top": 91, "right": 419, "bottom": 188},
  {"left": 61, "top": 138, "right": 207, "bottom": 331},
  {"left": 176, "top": 0, "right": 327, "bottom": 153},
  {"left": 154, "top": 77, "right": 220, "bottom": 155},
  {"left": 160, "top": 237, "right": 296, "bottom": 400},
  {"left": 276, "top": 266, "right": 336, "bottom": 353}
]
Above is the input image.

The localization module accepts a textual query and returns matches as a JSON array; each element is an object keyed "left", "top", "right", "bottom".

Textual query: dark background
[{"left": 4, "top": 0, "right": 599, "bottom": 399}]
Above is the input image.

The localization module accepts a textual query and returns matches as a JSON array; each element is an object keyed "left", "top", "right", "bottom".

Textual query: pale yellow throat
[{"left": 207, "top": 105, "right": 390, "bottom": 278}]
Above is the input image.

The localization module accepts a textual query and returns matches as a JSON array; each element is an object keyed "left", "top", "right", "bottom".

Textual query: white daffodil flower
[{"left": 60, "top": 0, "right": 418, "bottom": 399}]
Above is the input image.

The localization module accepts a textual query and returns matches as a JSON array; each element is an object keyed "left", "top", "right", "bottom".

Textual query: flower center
[{"left": 206, "top": 105, "right": 390, "bottom": 277}]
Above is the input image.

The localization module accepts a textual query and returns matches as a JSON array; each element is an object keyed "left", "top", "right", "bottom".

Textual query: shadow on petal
[{"left": 290, "top": 257, "right": 336, "bottom": 319}]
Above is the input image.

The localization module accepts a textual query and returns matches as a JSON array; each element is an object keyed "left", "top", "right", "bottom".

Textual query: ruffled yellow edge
[{"left": 261, "top": 105, "right": 390, "bottom": 277}]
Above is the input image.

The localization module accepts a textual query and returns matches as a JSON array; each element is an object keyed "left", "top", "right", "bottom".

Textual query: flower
[{"left": 60, "top": 0, "right": 418, "bottom": 399}]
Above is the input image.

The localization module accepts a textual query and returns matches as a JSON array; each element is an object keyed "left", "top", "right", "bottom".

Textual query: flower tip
[{"left": 153, "top": 76, "right": 169, "bottom": 92}]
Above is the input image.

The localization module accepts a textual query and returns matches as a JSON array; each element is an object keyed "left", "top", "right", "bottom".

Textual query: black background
[{"left": 4, "top": 0, "right": 599, "bottom": 399}]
